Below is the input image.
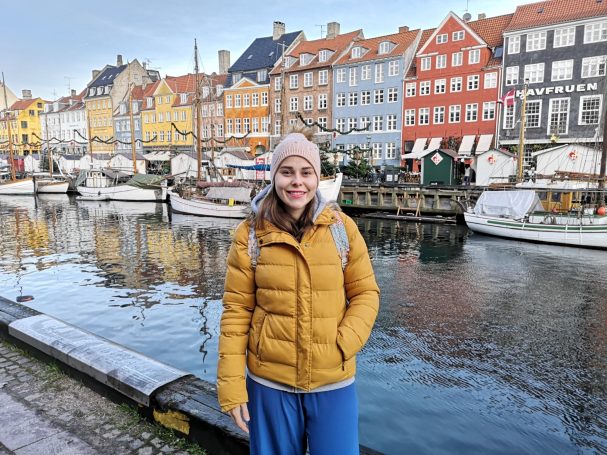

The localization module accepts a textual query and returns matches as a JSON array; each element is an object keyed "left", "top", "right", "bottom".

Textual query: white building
[
  {"left": 475, "top": 149, "right": 517, "bottom": 186},
  {"left": 39, "top": 90, "right": 88, "bottom": 156},
  {"left": 532, "top": 144, "right": 602, "bottom": 177}
]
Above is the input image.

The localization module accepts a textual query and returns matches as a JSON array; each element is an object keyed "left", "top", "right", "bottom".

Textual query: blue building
[
  {"left": 332, "top": 27, "right": 422, "bottom": 169},
  {"left": 114, "top": 85, "right": 143, "bottom": 155}
]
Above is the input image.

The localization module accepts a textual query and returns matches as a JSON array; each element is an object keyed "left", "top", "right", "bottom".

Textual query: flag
[{"left": 499, "top": 88, "right": 516, "bottom": 107}]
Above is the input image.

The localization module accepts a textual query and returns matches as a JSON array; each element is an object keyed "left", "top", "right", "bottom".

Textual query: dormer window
[
  {"left": 284, "top": 56, "right": 295, "bottom": 68},
  {"left": 351, "top": 47, "right": 362, "bottom": 59},
  {"left": 233, "top": 73, "right": 242, "bottom": 83},
  {"left": 132, "top": 102, "right": 138, "bottom": 114},
  {"left": 180, "top": 93, "right": 187, "bottom": 104},
  {"left": 300, "top": 53, "right": 312, "bottom": 66},
  {"left": 378, "top": 41, "right": 394, "bottom": 55},
  {"left": 146, "top": 97, "right": 153, "bottom": 108},
  {"left": 104, "top": 86, "right": 110, "bottom": 94},
  {"left": 202, "top": 87, "right": 210, "bottom": 98},
  {"left": 89, "top": 88, "right": 95, "bottom": 96},
  {"left": 96, "top": 87, "right": 103, "bottom": 95},
  {"left": 257, "top": 69, "right": 268, "bottom": 82},
  {"left": 216, "top": 85, "right": 223, "bottom": 96},
  {"left": 318, "top": 50, "right": 329, "bottom": 62},
  {"left": 119, "top": 103, "right": 127, "bottom": 115}
]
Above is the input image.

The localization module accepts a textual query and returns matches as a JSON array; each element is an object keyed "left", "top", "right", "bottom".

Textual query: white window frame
[
  {"left": 505, "top": 66, "right": 519, "bottom": 85},
  {"left": 482, "top": 101, "right": 496, "bottom": 121},
  {"left": 374, "top": 89, "right": 384, "bottom": 104},
  {"left": 554, "top": 27, "right": 575, "bottom": 48},
  {"left": 336, "top": 68, "right": 346, "bottom": 83},
  {"left": 526, "top": 31, "right": 546, "bottom": 51},
  {"left": 304, "top": 72, "right": 313, "bottom": 87},
  {"left": 388, "top": 60, "right": 399, "bottom": 76},
  {"left": 450, "top": 77, "right": 462, "bottom": 92},
  {"left": 387, "top": 87, "right": 398, "bottom": 103},
  {"left": 484, "top": 72, "right": 497, "bottom": 89},
  {"left": 418, "top": 108, "right": 430, "bottom": 125},
  {"left": 453, "top": 30, "right": 465, "bottom": 41},
  {"left": 289, "top": 74, "right": 299, "bottom": 89},
  {"left": 436, "top": 54, "right": 447, "bottom": 69},
  {"left": 433, "top": 106, "right": 445, "bottom": 124},
  {"left": 452, "top": 52, "right": 463, "bottom": 67},
  {"left": 303, "top": 95, "right": 313, "bottom": 111},
  {"left": 507, "top": 35, "right": 520, "bottom": 54},
  {"left": 274, "top": 76, "right": 282, "bottom": 91},
  {"left": 404, "top": 109, "right": 415, "bottom": 126},
  {"left": 465, "top": 103, "right": 478, "bottom": 122},
  {"left": 578, "top": 95, "right": 602, "bottom": 125},
  {"left": 467, "top": 75, "right": 479, "bottom": 91},
  {"left": 468, "top": 49, "right": 480, "bottom": 65},
  {"left": 349, "top": 67, "right": 357, "bottom": 86},
  {"left": 525, "top": 100, "right": 542, "bottom": 128},
  {"left": 524, "top": 63, "right": 545, "bottom": 84},
  {"left": 420, "top": 81, "right": 431, "bottom": 95},
  {"left": 420, "top": 57, "right": 431, "bottom": 71},
  {"left": 548, "top": 97, "right": 570, "bottom": 135},
  {"left": 289, "top": 96, "right": 298, "bottom": 112},
  {"left": 318, "top": 94, "right": 327, "bottom": 110},
  {"left": 361, "top": 65, "right": 371, "bottom": 80},
  {"left": 375, "top": 63, "right": 384, "bottom": 83},
  {"left": 336, "top": 93, "right": 346, "bottom": 107},
  {"left": 361, "top": 91, "right": 371, "bottom": 105},
  {"left": 386, "top": 114, "right": 398, "bottom": 131},
  {"left": 584, "top": 22, "right": 607, "bottom": 44},
  {"left": 581, "top": 55, "right": 607, "bottom": 78},
  {"left": 449, "top": 105, "right": 461, "bottom": 123},
  {"left": 318, "top": 70, "right": 328, "bottom": 85},
  {"left": 434, "top": 79, "right": 446, "bottom": 94},
  {"left": 436, "top": 33, "right": 448, "bottom": 44},
  {"left": 348, "top": 92, "right": 358, "bottom": 106},
  {"left": 405, "top": 83, "right": 416, "bottom": 97},
  {"left": 551, "top": 60, "right": 573, "bottom": 81}
]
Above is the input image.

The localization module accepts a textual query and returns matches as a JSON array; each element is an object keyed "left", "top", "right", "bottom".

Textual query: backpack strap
[{"left": 247, "top": 211, "right": 349, "bottom": 271}]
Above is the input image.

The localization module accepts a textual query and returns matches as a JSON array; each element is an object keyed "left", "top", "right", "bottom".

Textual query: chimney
[
  {"left": 71, "top": 89, "right": 76, "bottom": 97},
  {"left": 117, "top": 54, "right": 123, "bottom": 66},
  {"left": 22, "top": 89, "right": 32, "bottom": 100},
  {"left": 273, "top": 21, "right": 286, "bottom": 40},
  {"left": 218, "top": 50, "right": 231, "bottom": 74},
  {"left": 326, "top": 22, "right": 340, "bottom": 39},
  {"left": 92, "top": 69, "right": 100, "bottom": 80},
  {"left": 478, "top": 13, "right": 486, "bottom": 20},
  {"left": 399, "top": 26, "right": 409, "bottom": 33}
]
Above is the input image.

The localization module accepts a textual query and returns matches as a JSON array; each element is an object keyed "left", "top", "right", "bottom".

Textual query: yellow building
[
  {"left": 141, "top": 74, "right": 196, "bottom": 153},
  {"left": 0, "top": 97, "right": 45, "bottom": 155}
]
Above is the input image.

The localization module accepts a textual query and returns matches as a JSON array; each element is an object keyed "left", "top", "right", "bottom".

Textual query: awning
[
  {"left": 459, "top": 135, "right": 476, "bottom": 155},
  {"left": 425, "top": 137, "right": 442, "bottom": 151},
  {"left": 402, "top": 138, "right": 427, "bottom": 159},
  {"left": 476, "top": 134, "right": 493, "bottom": 153}
]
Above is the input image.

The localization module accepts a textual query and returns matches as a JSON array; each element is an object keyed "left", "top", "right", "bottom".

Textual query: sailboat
[
  {"left": 168, "top": 40, "right": 254, "bottom": 218},
  {"left": 0, "top": 72, "right": 35, "bottom": 195},
  {"left": 464, "top": 82, "right": 607, "bottom": 249},
  {"left": 34, "top": 129, "right": 69, "bottom": 193}
]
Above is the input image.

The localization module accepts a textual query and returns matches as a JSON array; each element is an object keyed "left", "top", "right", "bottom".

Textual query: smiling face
[{"left": 273, "top": 155, "right": 319, "bottom": 221}]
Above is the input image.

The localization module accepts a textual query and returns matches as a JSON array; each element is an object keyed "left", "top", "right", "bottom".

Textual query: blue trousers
[{"left": 246, "top": 377, "right": 359, "bottom": 455}]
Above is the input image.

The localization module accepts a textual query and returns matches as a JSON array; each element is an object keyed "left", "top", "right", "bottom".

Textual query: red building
[{"left": 402, "top": 12, "right": 513, "bottom": 165}]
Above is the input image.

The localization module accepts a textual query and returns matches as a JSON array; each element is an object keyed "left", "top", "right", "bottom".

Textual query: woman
[{"left": 217, "top": 130, "right": 380, "bottom": 454}]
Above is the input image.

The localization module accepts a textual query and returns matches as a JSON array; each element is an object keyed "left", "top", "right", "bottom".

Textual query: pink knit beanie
[{"left": 270, "top": 133, "right": 321, "bottom": 183}]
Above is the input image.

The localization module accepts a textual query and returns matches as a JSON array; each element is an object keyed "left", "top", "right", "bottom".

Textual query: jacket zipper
[{"left": 257, "top": 313, "right": 267, "bottom": 362}]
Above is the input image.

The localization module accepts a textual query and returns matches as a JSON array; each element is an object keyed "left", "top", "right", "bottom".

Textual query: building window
[
  {"left": 388, "top": 60, "right": 399, "bottom": 76},
  {"left": 452, "top": 52, "right": 463, "bottom": 67},
  {"left": 505, "top": 66, "right": 519, "bottom": 85},
  {"left": 274, "top": 120, "right": 281, "bottom": 136},
  {"left": 304, "top": 72, "right": 313, "bottom": 87},
  {"left": 465, "top": 103, "right": 478, "bottom": 122},
  {"left": 252, "top": 117, "right": 259, "bottom": 133},
  {"left": 436, "top": 33, "right": 448, "bottom": 44},
  {"left": 243, "top": 94, "right": 250, "bottom": 107},
  {"left": 404, "top": 109, "right": 415, "bottom": 126},
  {"left": 504, "top": 104, "right": 515, "bottom": 129},
  {"left": 450, "top": 77, "right": 462, "bottom": 92},
  {"left": 181, "top": 110, "right": 187, "bottom": 121},
  {"left": 180, "top": 93, "right": 187, "bottom": 104},
  {"left": 233, "top": 94, "right": 241, "bottom": 108},
  {"left": 384, "top": 143, "right": 395, "bottom": 159},
  {"left": 467, "top": 75, "right": 479, "bottom": 90},
  {"left": 274, "top": 76, "right": 282, "bottom": 91},
  {"left": 336, "top": 118, "right": 345, "bottom": 132},
  {"left": 524, "top": 63, "right": 545, "bottom": 83},
  {"left": 252, "top": 93, "right": 259, "bottom": 106},
  {"left": 584, "top": 22, "right": 607, "bottom": 43},
  {"left": 349, "top": 67, "right": 357, "bottom": 86},
  {"left": 449, "top": 105, "right": 461, "bottom": 123},
  {"left": 303, "top": 95, "right": 313, "bottom": 111},
  {"left": 318, "top": 94, "right": 327, "bottom": 110},
  {"left": 336, "top": 68, "right": 346, "bottom": 83},
  {"left": 319, "top": 50, "right": 329, "bottom": 62},
  {"left": 554, "top": 27, "right": 575, "bottom": 48},
  {"left": 289, "top": 97, "right": 298, "bottom": 112},
  {"left": 372, "top": 143, "right": 382, "bottom": 160},
  {"left": 374, "top": 89, "right": 384, "bottom": 104},
  {"left": 351, "top": 47, "right": 362, "bottom": 59},
  {"left": 551, "top": 60, "right": 573, "bottom": 81},
  {"left": 453, "top": 30, "right": 465, "bottom": 41},
  {"left": 165, "top": 95, "right": 171, "bottom": 104},
  {"left": 158, "top": 112, "right": 164, "bottom": 122},
  {"left": 359, "top": 116, "right": 370, "bottom": 129},
  {"left": 300, "top": 53, "right": 312, "bottom": 66},
  {"left": 484, "top": 72, "right": 497, "bottom": 89},
  {"left": 289, "top": 74, "right": 298, "bottom": 89},
  {"left": 373, "top": 115, "right": 384, "bottom": 131},
  {"left": 318, "top": 70, "right": 328, "bottom": 85},
  {"left": 235, "top": 118, "right": 241, "bottom": 134},
  {"left": 548, "top": 98, "right": 570, "bottom": 135},
  {"left": 348, "top": 117, "right": 357, "bottom": 131},
  {"left": 525, "top": 100, "right": 541, "bottom": 128},
  {"left": 348, "top": 92, "right": 358, "bottom": 106},
  {"left": 419, "top": 108, "right": 430, "bottom": 125},
  {"left": 275, "top": 98, "right": 281, "bottom": 113},
  {"left": 507, "top": 35, "right": 520, "bottom": 54},
  {"left": 243, "top": 118, "right": 250, "bottom": 133},
  {"left": 375, "top": 64, "right": 384, "bottom": 83},
  {"left": 378, "top": 41, "right": 392, "bottom": 54},
  {"left": 579, "top": 95, "right": 602, "bottom": 125},
  {"left": 421, "top": 57, "right": 431, "bottom": 71},
  {"left": 581, "top": 56, "right": 607, "bottom": 78},
  {"left": 526, "top": 31, "right": 546, "bottom": 51},
  {"left": 482, "top": 101, "right": 496, "bottom": 121},
  {"left": 433, "top": 106, "right": 445, "bottom": 124},
  {"left": 386, "top": 114, "right": 397, "bottom": 131},
  {"left": 436, "top": 54, "right": 447, "bottom": 69},
  {"left": 336, "top": 93, "right": 346, "bottom": 107},
  {"left": 261, "top": 92, "right": 268, "bottom": 105},
  {"left": 387, "top": 87, "right": 398, "bottom": 102},
  {"left": 361, "top": 65, "right": 371, "bottom": 80},
  {"left": 420, "top": 81, "right": 431, "bottom": 95},
  {"left": 468, "top": 49, "right": 480, "bottom": 64},
  {"left": 317, "top": 117, "right": 327, "bottom": 131},
  {"left": 257, "top": 69, "right": 267, "bottom": 82},
  {"left": 434, "top": 79, "right": 446, "bottom": 94},
  {"left": 157, "top": 96, "right": 162, "bottom": 105},
  {"left": 405, "top": 83, "right": 416, "bottom": 97},
  {"left": 361, "top": 91, "right": 371, "bottom": 105}
]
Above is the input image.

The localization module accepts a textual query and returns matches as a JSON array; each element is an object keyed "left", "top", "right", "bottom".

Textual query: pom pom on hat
[{"left": 270, "top": 132, "right": 321, "bottom": 183}]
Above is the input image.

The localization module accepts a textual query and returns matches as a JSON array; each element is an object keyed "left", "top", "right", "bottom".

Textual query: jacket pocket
[{"left": 257, "top": 313, "right": 268, "bottom": 361}]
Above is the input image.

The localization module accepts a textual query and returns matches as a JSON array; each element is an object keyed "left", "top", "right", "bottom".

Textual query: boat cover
[
  {"left": 126, "top": 174, "right": 165, "bottom": 189},
  {"left": 206, "top": 186, "right": 251, "bottom": 203},
  {"left": 473, "top": 190, "right": 545, "bottom": 219}
]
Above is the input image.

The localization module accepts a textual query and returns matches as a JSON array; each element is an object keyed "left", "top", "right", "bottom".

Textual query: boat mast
[
  {"left": 599, "top": 80, "right": 607, "bottom": 190},
  {"left": 278, "top": 41, "right": 287, "bottom": 136},
  {"left": 516, "top": 80, "right": 528, "bottom": 183},
  {"left": 45, "top": 113, "right": 52, "bottom": 177},
  {"left": 2, "top": 72, "right": 16, "bottom": 181},
  {"left": 194, "top": 39, "right": 202, "bottom": 181},
  {"left": 128, "top": 85, "right": 137, "bottom": 174}
]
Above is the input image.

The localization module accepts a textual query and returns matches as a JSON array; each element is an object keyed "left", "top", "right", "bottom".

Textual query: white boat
[
  {"left": 35, "top": 178, "right": 69, "bottom": 194},
  {"left": 0, "top": 176, "right": 35, "bottom": 195},
  {"left": 168, "top": 184, "right": 253, "bottom": 218},
  {"left": 76, "top": 169, "right": 167, "bottom": 202},
  {"left": 464, "top": 190, "right": 607, "bottom": 249},
  {"left": 319, "top": 172, "right": 343, "bottom": 202}
]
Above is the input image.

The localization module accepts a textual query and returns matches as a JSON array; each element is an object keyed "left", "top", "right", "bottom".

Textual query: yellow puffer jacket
[{"left": 217, "top": 206, "right": 380, "bottom": 412}]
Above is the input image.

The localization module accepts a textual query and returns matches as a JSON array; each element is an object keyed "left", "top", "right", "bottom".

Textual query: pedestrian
[
  {"left": 464, "top": 165, "right": 471, "bottom": 185},
  {"left": 217, "top": 128, "right": 380, "bottom": 455}
]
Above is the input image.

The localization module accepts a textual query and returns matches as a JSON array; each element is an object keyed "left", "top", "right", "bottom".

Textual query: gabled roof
[
  {"left": 505, "top": 0, "right": 607, "bottom": 32},
  {"left": 230, "top": 31, "right": 303, "bottom": 73},
  {"left": 89, "top": 65, "right": 126, "bottom": 88},
  {"left": 270, "top": 29, "right": 363, "bottom": 75},
  {"left": 405, "top": 28, "right": 435, "bottom": 78},
  {"left": 334, "top": 29, "right": 421, "bottom": 65},
  {"left": 10, "top": 99, "right": 38, "bottom": 111},
  {"left": 468, "top": 13, "right": 514, "bottom": 47}
]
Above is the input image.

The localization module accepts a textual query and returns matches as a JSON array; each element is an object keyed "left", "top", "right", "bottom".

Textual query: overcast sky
[{"left": 1, "top": 0, "right": 538, "bottom": 100}]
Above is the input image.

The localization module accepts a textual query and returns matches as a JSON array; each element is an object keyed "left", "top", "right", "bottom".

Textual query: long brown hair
[{"left": 252, "top": 187, "right": 316, "bottom": 241}]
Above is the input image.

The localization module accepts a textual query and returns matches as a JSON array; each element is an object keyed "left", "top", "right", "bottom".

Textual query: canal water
[{"left": 0, "top": 194, "right": 605, "bottom": 454}]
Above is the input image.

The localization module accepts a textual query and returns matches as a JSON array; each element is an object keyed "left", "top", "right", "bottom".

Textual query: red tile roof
[
  {"left": 405, "top": 28, "right": 435, "bottom": 78},
  {"left": 130, "top": 85, "right": 144, "bottom": 101},
  {"left": 468, "top": 13, "right": 514, "bottom": 47},
  {"left": 10, "top": 99, "right": 38, "bottom": 111},
  {"left": 334, "top": 29, "right": 421, "bottom": 65},
  {"left": 505, "top": 0, "right": 607, "bottom": 32},
  {"left": 270, "top": 30, "right": 363, "bottom": 75}
]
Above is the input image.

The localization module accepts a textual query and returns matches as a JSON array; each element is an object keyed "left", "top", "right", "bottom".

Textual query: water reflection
[{"left": 0, "top": 198, "right": 605, "bottom": 454}]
